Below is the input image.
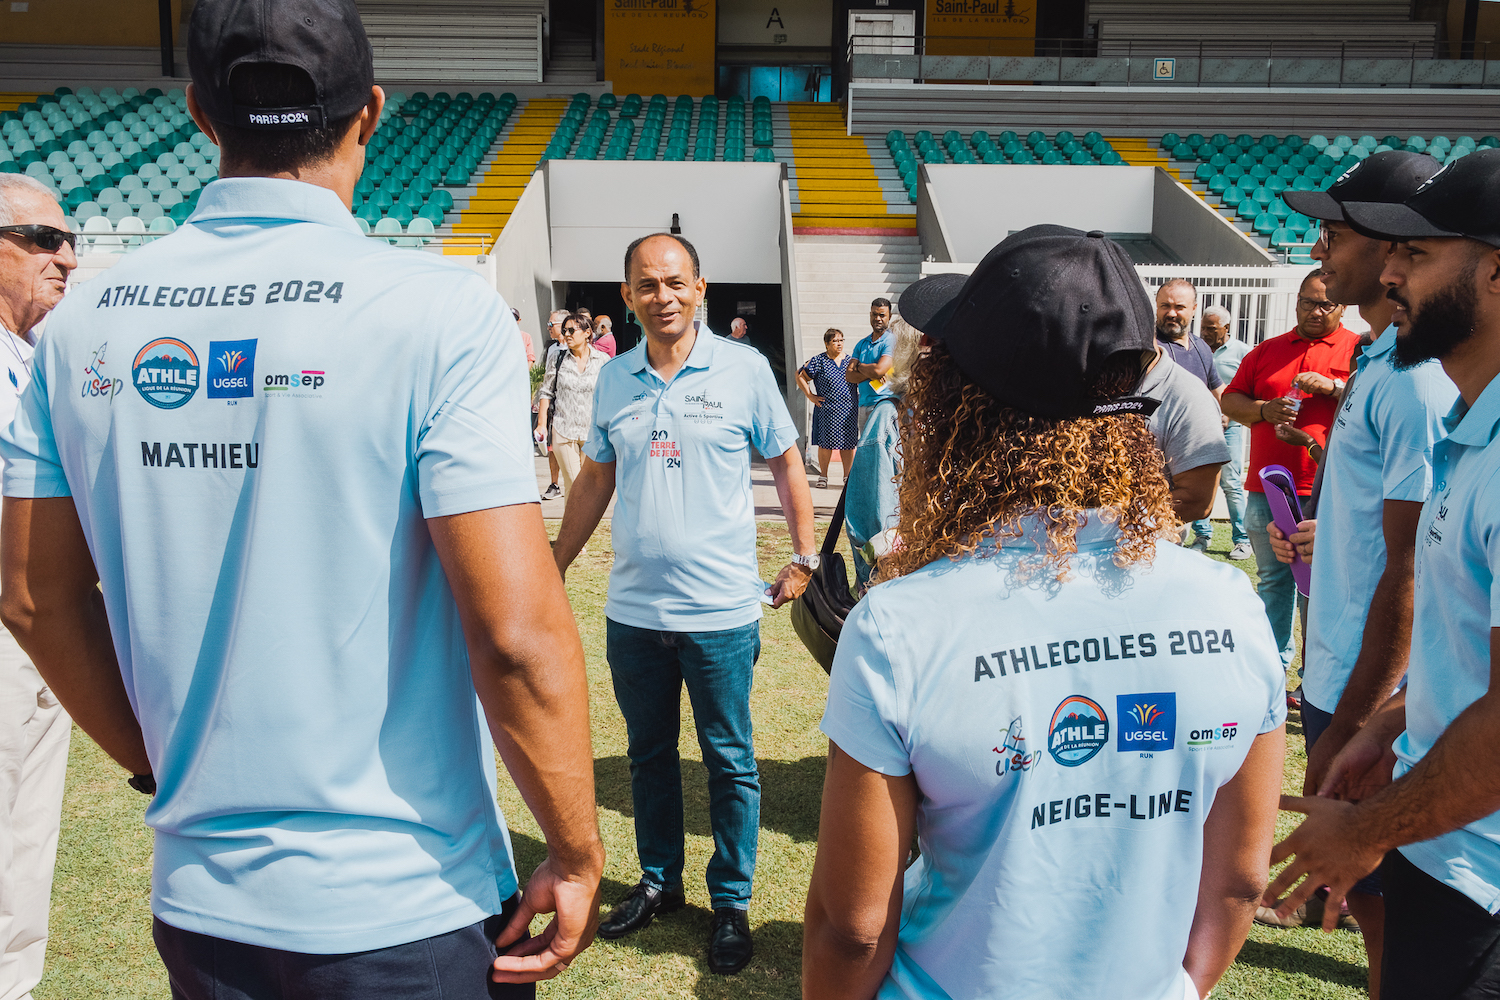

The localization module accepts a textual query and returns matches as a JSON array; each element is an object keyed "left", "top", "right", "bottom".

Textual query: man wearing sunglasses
[{"left": 0, "top": 172, "right": 75, "bottom": 1000}]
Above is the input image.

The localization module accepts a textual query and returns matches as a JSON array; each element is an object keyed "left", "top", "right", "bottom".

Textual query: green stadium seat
[
  {"left": 1291, "top": 176, "right": 1315, "bottom": 191},
  {"left": 753, "top": 147, "right": 775, "bottom": 163},
  {"left": 1287, "top": 213, "right": 1312, "bottom": 236},
  {"left": 1266, "top": 176, "right": 1287, "bottom": 194},
  {"left": 1254, "top": 212, "right": 1277, "bottom": 236}
]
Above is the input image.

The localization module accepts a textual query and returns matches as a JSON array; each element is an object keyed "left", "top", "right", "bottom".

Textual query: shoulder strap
[{"left": 822, "top": 479, "right": 850, "bottom": 557}]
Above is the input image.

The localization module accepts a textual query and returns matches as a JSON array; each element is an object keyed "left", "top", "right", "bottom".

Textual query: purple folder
[{"left": 1259, "top": 464, "right": 1311, "bottom": 597}]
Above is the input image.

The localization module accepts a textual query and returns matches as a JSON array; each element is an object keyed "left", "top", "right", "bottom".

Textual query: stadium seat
[{"left": 1254, "top": 212, "right": 1277, "bottom": 236}]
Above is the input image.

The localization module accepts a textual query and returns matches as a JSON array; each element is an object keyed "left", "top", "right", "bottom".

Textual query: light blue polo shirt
[
  {"left": 1212, "top": 337, "right": 1250, "bottom": 387},
  {"left": 1396, "top": 374, "right": 1500, "bottom": 912},
  {"left": 0, "top": 177, "right": 537, "bottom": 952},
  {"left": 822, "top": 514, "right": 1286, "bottom": 1000},
  {"left": 852, "top": 328, "right": 897, "bottom": 407},
  {"left": 585, "top": 331, "right": 799, "bottom": 631},
  {"left": 1302, "top": 326, "right": 1457, "bottom": 713}
]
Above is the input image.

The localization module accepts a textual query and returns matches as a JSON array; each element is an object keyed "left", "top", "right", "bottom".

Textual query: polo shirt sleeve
[
  {"left": 821, "top": 597, "right": 912, "bottom": 776},
  {"left": 1224, "top": 344, "right": 1260, "bottom": 400},
  {"left": 877, "top": 329, "right": 897, "bottom": 360},
  {"left": 1200, "top": 342, "right": 1224, "bottom": 391},
  {"left": 1159, "top": 372, "right": 1231, "bottom": 476},
  {"left": 1373, "top": 368, "right": 1452, "bottom": 503},
  {"left": 1, "top": 348, "right": 71, "bottom": 499},
  {"left": 415, "top": 278, "right": 538, "bottom": 517},
  {"left": 583, "top": 370, "right": 615, "bottom": 464},
  {"left": 749, "top": 356, "right": 800, "bottom": 458}
]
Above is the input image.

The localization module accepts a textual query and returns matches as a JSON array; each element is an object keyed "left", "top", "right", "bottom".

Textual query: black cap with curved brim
[
  {"left": 924, "top": 225, "right": 1159, "bottom": 420},
  {"left": 897, "top": 272, "right": 967, "bottom": 335},
  {"left": 189, "top": 0, "right": 375, "bottom": 131},
  {"left": 1342, "top": 148, "right": 1500, "bottom": 247},
  {"left": 1282, "top": 150, "right": 1443, "bottom": 223}
]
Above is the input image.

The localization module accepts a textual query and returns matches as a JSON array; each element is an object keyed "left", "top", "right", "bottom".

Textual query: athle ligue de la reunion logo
[
  {"left": 131, "top": 338, "right": 200, "bottom": 409},
  {"left": 1047, "top": 695, "right": 1109, "bottom": 767}
]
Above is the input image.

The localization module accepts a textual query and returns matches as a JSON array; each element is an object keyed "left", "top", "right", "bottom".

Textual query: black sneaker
[
  {"left": 597, "top": 880, "right": 685, "bottom": 940},
  {"left": 706, "top": 907, "right": 753, "bottom": 975},
  {"left": 541, "top": 483, "right": 563, "bottom": 500}
]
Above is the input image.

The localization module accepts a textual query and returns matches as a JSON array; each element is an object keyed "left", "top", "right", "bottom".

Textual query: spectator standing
[
  {"left": 541, "top": 308, "right": 569, "bottom": 500},
  {"left": 0, "top": 5, "right": 605, "bottom": 994},
  {"left": 1268, "top": 147, "right": 1500, "bottom": 998},
  {"left": 1221, "top": 272, "right": 1358, "bottom": 666},
  {"left": 847, "top": 297, "right": 895, "bottom": 431},
  {"left": 804, "top": 226, "right": 1286, "bottom": 1000},
  {"left": 535, "top": 313, "right": 609, "bottom": 503},
  {"left": 513, "top": 307, "right": 536, "bottom": 366},
  {"left": 552, "top": 233, "right": 815, "bottom": 976},
  {"left": 796, "top": 329, "right": 857, "bottom": 489},
  {"left": 0, "top": 173, "right": 75, "bottom": 1000},
  {"left": 1196, "top": 306, "right": 1253, "bottom": 559},
  {"left": 592, "top": 314, "right": 617, "bottom": 358},
  {"left": 728, "top": 317, "right": 751, "bottom": 341},
  {"left": 1155, "top": 278, "right": 1224, "bottom": 395}
]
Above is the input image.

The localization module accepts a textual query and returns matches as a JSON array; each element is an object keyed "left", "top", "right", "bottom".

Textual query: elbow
[
  {"left": 0, "top": 588, "right": 34, "bottom": 639},
  {"left": 805, "top": 896, "right": 891, "bottom": 962}
]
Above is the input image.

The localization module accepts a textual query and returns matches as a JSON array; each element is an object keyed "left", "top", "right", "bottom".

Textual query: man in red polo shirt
[{"left": 1221, "top": 271, "right": 1358, "bottom": 668}]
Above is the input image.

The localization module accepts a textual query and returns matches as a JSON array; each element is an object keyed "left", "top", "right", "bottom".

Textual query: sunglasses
[{"left": 0, "top": 224, "right": 77, "bottom": 253}]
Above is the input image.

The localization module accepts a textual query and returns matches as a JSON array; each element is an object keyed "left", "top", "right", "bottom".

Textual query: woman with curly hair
[{"left": 803, "top": 227, "right": 1288, "bottom": 1000}]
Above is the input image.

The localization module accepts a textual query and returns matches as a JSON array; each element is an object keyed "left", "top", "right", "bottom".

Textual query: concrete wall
[
  {"left": 491, "top": 170, "right": 553, "bottom": 360},
  {"left": 546, "top": 161, "right": 784, "bottom": 284},
  {"left": 1150, "top": 169, "right": 1274, "bottom": 266},
  {"left": 923, "top": 164, "right": 1155, "bottom": 262},
  {"left": 915, "top": 164, "right": 956, "bottom": 263}
]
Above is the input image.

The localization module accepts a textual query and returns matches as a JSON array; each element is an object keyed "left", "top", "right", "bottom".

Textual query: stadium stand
[{"left": 355, "top": 0, "right": 545, "bottom": 86}]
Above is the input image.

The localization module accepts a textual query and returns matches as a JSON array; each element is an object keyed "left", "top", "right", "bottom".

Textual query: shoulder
[{"left": 714, "top": 335, "right": 776, "bottom": 373}]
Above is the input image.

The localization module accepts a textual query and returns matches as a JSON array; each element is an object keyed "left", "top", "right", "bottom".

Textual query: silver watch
[{"left": 791, "top": 553, "right": 821, "bottom": 572}]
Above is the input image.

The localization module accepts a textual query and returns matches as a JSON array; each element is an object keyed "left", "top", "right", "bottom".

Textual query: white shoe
[
  {"left": 541, "top": 483, "right": 563, "bottom": 500},
  {"left": 1230, "top": 542, "right": 1253, "bottom": 561},
  {"left": 1186, "top": 536, "right": 1211, "bottom": 553}
]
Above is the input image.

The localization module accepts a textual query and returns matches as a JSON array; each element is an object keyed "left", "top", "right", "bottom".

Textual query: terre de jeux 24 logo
[
  {"left": 208, "top": 340, "right": 257, "bottom": 399},
  {"left": 132, "top": 338, "right": 200, "bottom": 409},
  {"left": 1047, "top": 695, "right": 1109, "bottom": 767},
  {"left": 1117, "top": 692, "right": 1177, "bottom": 752}
]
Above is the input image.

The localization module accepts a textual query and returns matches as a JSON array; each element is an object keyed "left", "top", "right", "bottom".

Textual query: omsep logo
[
  {"left": 132, "top": 338, "right": 200, "bottom": 409},
  {"left": 264, "top": 369, "right": 327, "bottom": 394},
  {"left": 1047, "top": 695, "right": 1108, "bottom": 767},
  {"left": 993, "top": 716, "right": 1043, "bottom": 778},
  {"left": 208, "top": 339, "right": 257, "bottom": 399},
  {"left": 1187, "top": 722, "right": 1240, "bottom": 751},
  {"left": 1117, "top": 692, "right": 1176, "bottom": 752}
]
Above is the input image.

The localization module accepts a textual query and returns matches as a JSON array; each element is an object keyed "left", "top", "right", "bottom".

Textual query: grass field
[{"left": 36, "top": 521, "right": 1370, "bottom": 999}]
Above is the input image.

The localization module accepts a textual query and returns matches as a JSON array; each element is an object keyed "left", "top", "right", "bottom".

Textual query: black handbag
[{"left": 791, "top": 482, "right": 859, "bottom": 675}]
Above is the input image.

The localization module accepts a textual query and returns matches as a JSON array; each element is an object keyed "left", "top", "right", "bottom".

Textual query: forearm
[
  {"left": 1219, "top": 392, "right": 1261, "bottom": 427},
  {"left": 768, "top": 448, "right": 816, "bottom": 554},
  {"left": 553, "top": 460, "right": 614, "bottom": 571},
  {"left": 1328, "top": 562, "right": 1414, "bottom": 735},
  {"left": 535, "top": 398, "right": 550, "bottom": 426},
  {"left": 1184, "top": 887, "right": 1262, "bottom": 997}
]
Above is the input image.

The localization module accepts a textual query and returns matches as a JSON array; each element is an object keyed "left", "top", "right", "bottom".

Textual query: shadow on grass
[
  {"left": 1233, "top": 937, "right": 1368, "bottom": 988},
  {"left": 594, "top": 755, "right": 826, "bottom": 842}
]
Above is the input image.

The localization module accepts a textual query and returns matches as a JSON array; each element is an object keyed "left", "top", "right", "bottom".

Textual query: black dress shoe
[
  {"left": 597, "top": 880, "right": 685, "bottom": 940},
  {"left": 706, "top": 907, "right": 753, "bottom": 975}
]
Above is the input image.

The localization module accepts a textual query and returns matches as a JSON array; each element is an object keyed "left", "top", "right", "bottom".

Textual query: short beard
[
  {"left": 1156, "top": 321, "right": 1184, "bottom": 339},
  {"left": 1393, "top": 277, "right": 1478, "bottom": 370}
]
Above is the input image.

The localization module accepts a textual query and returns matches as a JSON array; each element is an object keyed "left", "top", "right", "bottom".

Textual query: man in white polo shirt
[
  {"left": 0, "top": 1, "right": 603, "bottom": 995},
  {"left": 553, "top": 232, "right": 815, "bottom": 975},
  {"left": 1269, "top": 149, "right": 1500, "bottom": 997}
]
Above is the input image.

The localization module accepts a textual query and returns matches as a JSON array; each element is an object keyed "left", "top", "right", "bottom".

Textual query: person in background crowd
[
  {"left": 592, "top": 314, "right": 617, "bottom": 358},
  {"left": 1268, "top": 146, "right": 1500, "bottom": 1000},
  {"left": 796, "top": 329, "right": 857, "bottom": 490},
  {"left": 847, "top": 297, "right": 895, "bottom": 431},
  {"left": 536, "top": 313, "right": 610, "bottom": 507},
  {"left": 575, "top": 307, "right": 593, "bottom": 338},
  {"left": 804, "top": 226, "right": 1286, "bottom": 1000},
  {"left": 1220, "top": 271, "right": 1358, "bottom": 667},
  {"left": 513, "top": 307, "right": 536, "bottom": 367},
  {"left": 541, "top": 308, "right": 569, "bottom": 500},
  {"left": 1194, "top": 305, "right": 1253, "bottom": 559},
  {"left": 1155, "top": 278, "right": 1224, "bottom": 395},
  {"left": 0, "top": 1, "right": 605, "bottom": 994},
  {"left": 0, "top": 172, "right": 75, "bottom": 1000},
  {"left": 729, "top": 318, "right": 751, "bottom": 341},
  {"left": 553, "top": 233, "right": 815, "bottom": 976}
]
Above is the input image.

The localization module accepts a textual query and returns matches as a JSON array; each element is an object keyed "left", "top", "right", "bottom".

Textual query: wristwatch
[
  {"left": 128, "top": 772, "right": 157, "bottom": 796},
  {"left": 791, "top": 553, "right": 821, "bottom": 572}
]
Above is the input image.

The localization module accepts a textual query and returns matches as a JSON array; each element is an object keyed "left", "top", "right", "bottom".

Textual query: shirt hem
[
  {"left": 603, "top": 603, "right": 763, "bottom": 633},
  {"left": 420, "top": 480, "right": 541, "bottom": 519}
]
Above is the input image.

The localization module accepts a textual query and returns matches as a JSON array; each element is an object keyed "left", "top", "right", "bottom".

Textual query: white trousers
[{"left": 0, "top": 626, "right": 69, "bottom": 1000}]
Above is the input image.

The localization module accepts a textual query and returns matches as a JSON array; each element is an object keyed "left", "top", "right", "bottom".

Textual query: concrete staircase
[
  {"left": 787, "top": 103, "right": 914, "bottom": 231},
  {"left": 545, "top": 27, "right": 597, "bottom": 85},
  {"left": 793, "top": 233, "right": 922, "bottom": 358}
]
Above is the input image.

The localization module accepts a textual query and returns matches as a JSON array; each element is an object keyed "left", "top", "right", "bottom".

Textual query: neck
[
  {"left": 0, "top": 301, "right": 32, "bottom": 337},
  {"left": 570, "top": 342, "right": 588, "bottom": 358},
  {"left": 646, "top": 326, "right": 698, "bottom": 381},
  {"left": 1442, "top": 325, "right": 1500, "bottom": 408},
  {"left": 1358, "top": 296, "right": 1396, "bottom": 335},
  {"left": 1296, "top": 326, "right": 1334, "bottom": 342}
]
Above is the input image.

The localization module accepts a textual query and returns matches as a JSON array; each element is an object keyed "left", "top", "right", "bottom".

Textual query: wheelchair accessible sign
[{"left": 1154, "top": 58, "right": 1176, "bottom": 81}]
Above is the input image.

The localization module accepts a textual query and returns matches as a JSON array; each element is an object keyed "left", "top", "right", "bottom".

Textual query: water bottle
[{"left": 1284, "top": 385, "right": 1308, "bottom": 415}]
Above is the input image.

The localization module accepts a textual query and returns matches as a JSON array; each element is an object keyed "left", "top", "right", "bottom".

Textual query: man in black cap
[
  {"left": 0, "top": 0, "right": 604, "bottom": 996},
  {"left": 804, "top": 225, "right": 1286, "bottom": 1000},
  {"left": 1267, "top": 148, "right": 1500, "bottom": 999}
]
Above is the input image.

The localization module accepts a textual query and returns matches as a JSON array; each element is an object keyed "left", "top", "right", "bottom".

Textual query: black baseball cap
[
  {"left": 924, "top": 225, "right": 1159, "bottom": 420},
  {"left": 1282, "top": 150, "right": 1443, "bottom": 223},
  {"left": 1342, "top": 148, "right": 1500, "bottom": 248},
  {"left": 897, "top": 272, "right": 967, "bottom": 335},
  {"left": 188, "top": 0, "right": 375, "bottom": 130}
]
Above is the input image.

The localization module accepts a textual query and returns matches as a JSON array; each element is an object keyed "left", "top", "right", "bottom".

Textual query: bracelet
[{"left": 1258, "top": 402, "right": 1267, "bottom": 422}]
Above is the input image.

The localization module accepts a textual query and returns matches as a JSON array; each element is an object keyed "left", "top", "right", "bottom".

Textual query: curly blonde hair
[{"left": 880, "top": 344, "right": 1179, "bottom": 584}]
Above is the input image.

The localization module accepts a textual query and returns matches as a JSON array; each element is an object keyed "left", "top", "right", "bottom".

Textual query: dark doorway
[
  {"left": 560, "top": 281, "right": 638, "bottom": 354},
  {"left": 705, "top": 283, "right": 786, "bottom": 389}
]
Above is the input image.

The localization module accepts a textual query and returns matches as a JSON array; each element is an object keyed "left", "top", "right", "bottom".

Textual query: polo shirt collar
[
  {"left": 980, "top": 510, "right": 1124, "bottom": 553},
  {"left": 1444, "top": 373, "right": 1500, "bottom": 448},
  {"left": 625, "top": 325, "right": 717, "bottom": 377},
  {"left": 187, "top": 177, "right": 363, "bottom": 235},
  {"left": 1363, "top": 324, "right": 1398, "bottom": 363}
]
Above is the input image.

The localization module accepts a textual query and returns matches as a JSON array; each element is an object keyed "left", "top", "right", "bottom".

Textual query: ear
[
  {"left": 619, "top": 281, "right": 634, "bottom": 312},
  {"left": 1481, "top": 247, "right": 1500, "bottom": 295},
  {"left": 356, "top": 86, "right": 386, "bottom": 146},
  {"left": 185, "top": 84, "right": 218, "bottom": 145}
]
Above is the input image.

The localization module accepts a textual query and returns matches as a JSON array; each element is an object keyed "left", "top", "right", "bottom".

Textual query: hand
[
  {"left": 1264, "top": 796, "right": 1389, "bottom": 931},
  {"left": 1318, "top": 721, "right": 1399, "bottom": 803},
  {"left": 1294, "top": 372, "right": 1337, "bottom": 395},
  {"left": 768, "top": 562, "right": 812, "bottom": 608},
  {"left": 1221, "top": 413, "right": 1230, "bottom": 430},
  {"left": 1274, "top": 422, "right": 1317, "bottom": 449},
  {"left": 811, "top": 395, "right": 825, "bottom": 406},
  {"left": 491, "top": 853, "right": 603, "bottom": 983},
  {"left": 1261, "top": 397, "right": 1299, "bottom": 425},
  {"left": 533, "top": 428, "right": 547, "bottom": 444},
  {"left": 1267, "top": 519, "right": 1315, "bottom": 565},
  {"left": 845, "top": 364, "right": 861, "bottom": 384}
]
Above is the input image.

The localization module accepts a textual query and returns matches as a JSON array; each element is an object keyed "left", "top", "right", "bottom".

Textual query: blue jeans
[
  {"left": 1245, "top": 490, "right": 1298, "bottom": 666},
  {"left": 605, "top": 618, "right": 761, "bottom": 909},
  {"left": 1194, "top": 421, "right": 1248, "bottom": 545}
]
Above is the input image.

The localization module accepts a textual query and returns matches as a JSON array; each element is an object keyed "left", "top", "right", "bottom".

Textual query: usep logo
[
  {"left": 1117, "top": 692, "right": 1176, "bottom": 751},
  {"left": 1047, "top": 695, "right": 1109, "bottom": 767},
  {"left": 208, "top": 339, "right": 257, "bottom": 399},
  {"left": 131, "top": 338, "right": 200, "bottom": 409}
]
